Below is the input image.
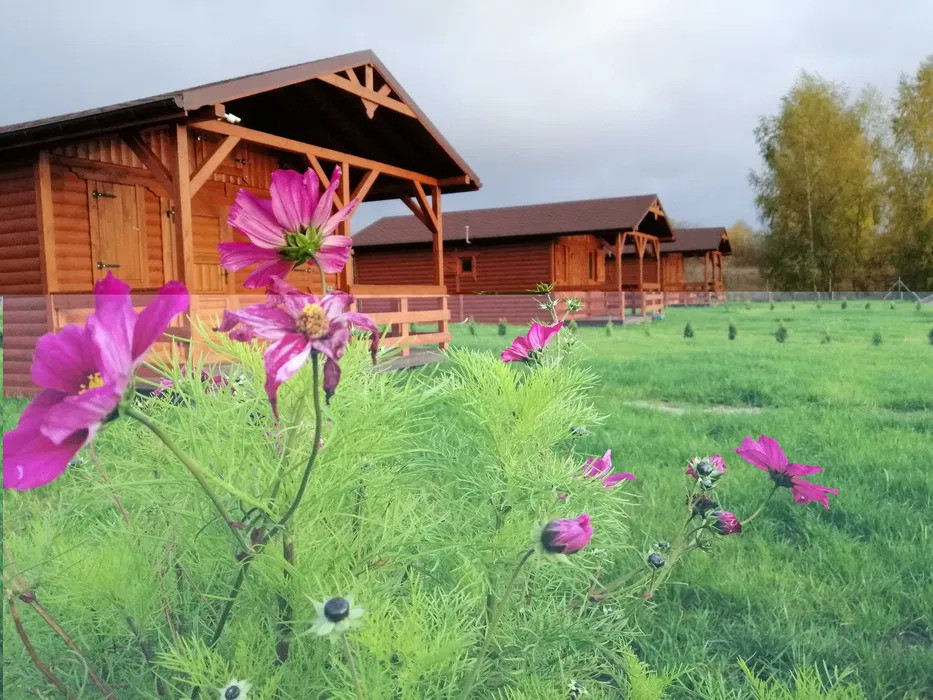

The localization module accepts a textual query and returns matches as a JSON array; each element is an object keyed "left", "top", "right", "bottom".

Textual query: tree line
[{"left": 737, "top": 56, "right": 932, "bottom": 292}]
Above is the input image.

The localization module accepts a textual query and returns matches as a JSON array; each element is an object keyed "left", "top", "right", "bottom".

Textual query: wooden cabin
[
  {"left": 0, "top": 50, "right": 480, "bottom": 396},
  {"left": 655, "top": 227, "right": 731, "bottom": 304},
  {"left": 352, "top": 195, "right": 674, "bottom": 323}
]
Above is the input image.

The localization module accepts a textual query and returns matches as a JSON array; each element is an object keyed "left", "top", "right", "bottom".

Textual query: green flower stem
[
  {"left": 276, "top": 534, "right": 296, "bottom": 665},
  {"left": 598, "top": 564, "right": 652, "bottom": 598},
  {"left": 458, "top": 547, "right": 535, "bottom": 700},
  {"left": 311, "top": 254, "right": 328, "bottom": 295},
  {"left": 124, "top": 404, "right": 251, "bottom": 555},
  {"left": 275, "top": 353, "right": 324, "bottom": 530},
  {"left": 741, "top": 484, "right": 780, "bottom": 526},
  {"left": 341, "top": 633, "right": 367, "bottom": 700}
]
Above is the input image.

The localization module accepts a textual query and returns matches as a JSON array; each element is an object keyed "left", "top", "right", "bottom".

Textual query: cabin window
[{"left": 460, "top": 257, "right": 473, "bottom": 273}]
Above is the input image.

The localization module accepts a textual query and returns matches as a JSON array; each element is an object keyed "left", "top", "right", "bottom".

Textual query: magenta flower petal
[
  {"left": 131, "top": 280, "right": 189, "bottom": 362},
  {"left": 309, "top": 166, "right": 342, "bottom": 230},
  {"left": 39, "top": 385, "right": 120, "bottom": 446},
  {"left": 313, "top": 235, "right": 353, "bottom": 273},
  {"left": 229, "top": 189, "right": 287, "bottom": 248},
  {"left": 784, "top": 462, "right": 823, "bottom": 477},
  {"left": 242, "top": 259, "right": 295, "bottom": 289},
  {"left": 735, "top": 434, "right": 787, "bottom": 471},
  {"left": 88, "top": 272, "right": 135, "bottom": 380},
  {"left": 270, "top": 169, "right": 315, "bottom": 231},
  {"left": 264, "top": 334, "right": 312, "bottom": 418},
  {"left": 342, "top": 311, "right": 381, "bottom": 362},
  {"left": 320, "top": 197, "right": 360, "bottom": 236},
  {"left": 218, "top": 241, "right": 281, "bottom": 271},
  {"left": 31, "top": 325, "right": 95, "bottom": 393},
  {"left": 791, "top": 479, "right": 839, "bottom": 508},
  {"left": 502, "top": 322, "right": 563, "bottom": 362},
  {"left": 215, "top": 305, "right": 295, "bottom": 342},
  {"left": 711, "top": 510, "right": 742, "bottom": 535},
  {"left": 3, "top": 418, "right": 87, "bottom": 490},
  {"left": 323, "top": 356, "right": 341, "bottom": 401},
  {"left": 583, "top": 449, "right": 613, "bottom": 478},
  {"left": 501, "top": 337, "right": 532, "bottom": 362},
  {"left": 601, "top": 472, "right": 636, "bottom": 487}
]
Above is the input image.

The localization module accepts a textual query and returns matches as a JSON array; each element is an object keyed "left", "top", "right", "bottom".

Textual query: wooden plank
[
  {"left": 121, "top": 131, "right": 175, "bottom": 197},
  {"left": 349, "top": 284, "right": 447, "bottom": 296},
  {"left": 398, "top": 297, "right": 410, "bottom": 357},
  {"left": 190, "top": 120, "right": 440, "bottom": 188},
  {"left": 50, "top": 156, "right": 170, "bottom": 196},
  {"left": 381, "top": 331, "right": 450, "bottom": 350},
  {"left": 171, "top": 124, "right": 195, "bottom": 282},
  {"left": 400, "top": 195, "right": 429, "bottom": 229},
  {"left": 316, "top": 72, "right": 416, "bottom": 117},
  {"left": 412, "top": 182, "right": 438, "bottom": 234},
  {"left": 189, "top": 135, "right": 240, "bottom": 196},
  {"left": 351, "top": 169, "right": 379, "bottom": 204},
  {"left": 365, "top": 308, "right": 451, "bottom": 325},
  {"left": 337, "top": 160, "right": 352, "bottom": 290},
  {"left": 34, "top": 151, "right": 56, "bottom": 294}
]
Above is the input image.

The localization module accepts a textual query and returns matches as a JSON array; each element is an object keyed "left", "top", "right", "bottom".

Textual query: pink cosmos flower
[
  {"left": 582, "top": 449, "right": 636, "bottom": 487},
  {"left": 3, "top": 273, "right": 189, "bottom": 490},
  {"left": 501, "top": 321, "right": 563, "bottom": 362},
  {"left": 215, "top": 278, "right": 379, "bottom": 416},
  {"left": 710, "top": 510, "right": 742, "bottom": 535},
  {"left": 539, "top": 514, "right": 593, "bottom": 555},
  {"left": 735, "top": 434, "right": 838, "bottom": 509},
  {"left": 686, "top": 455, "right": 726, "bottom": 480},
  {"left": 218, "top": 167, "right": 358, "bottom": 289}
]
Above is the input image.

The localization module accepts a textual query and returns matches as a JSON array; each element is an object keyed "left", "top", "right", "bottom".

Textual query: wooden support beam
[
  {"left": 189, "top": 135, "right": 240, "bottom": 196},
  {"left": 337, "top": 161, "right": 352, "bottom": 291},
  {"left": 351, "top": 169, "right": 379, "bottom": 204},
  {"left": 171, "top": 124, "right": 195, "bottom": 283},
  {"left": 615, "top": 232, "right": 624, "bottom": 323},
  {"left": 121, "top": 131, "right": 175, "bottom": 197},
  {"left": 34, "top": 150, "right": 56, "bottom": 295},
  {"left": 413, "top": 182, "right": 439, "bottom": 234},
  {"left": 190, "top": 119, "right": 440, "bottom": 188},
  {"left": 432, "top": 185, "right": 444, "bottom": 289},
  {"left": 316, "top": 72, "right": 416, "bottom": 117},
  {"left": 401, "top": 196, "right": 429, "bottom": 229}
]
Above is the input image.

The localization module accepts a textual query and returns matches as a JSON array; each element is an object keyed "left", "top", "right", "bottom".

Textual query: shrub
[
  {"left": 889, "top": 302, "right": 895, "bottom": 310},
  {"left": 683, "top": 322, "right": 694, "bottom": 339},
  {"left": 728, "top": 323, "right": 737, "bottom": 340},
  {"left": 821, "top": 330, "right": 832, "bottom": 344},
  {"left": 567, "top": 318, "right": 579, "bottom": 333},
  {"left": 917, "top": 301, "right": 922, "bottom": 311},
  {"left": 865, "top": 302, "right": 871, "bottom": 310},
  {"left": 497, "top": 318, "right": 508, "bottom": 336},
  {"left": 467, "top": 318, "right": 477, "bottom": 335},
  {"left": 872, "top": 331, "right": 882, "bottom": 346},
  {"left": 816, "top": 302, "right": 823, "bottom": 309},
  {"left": 770, "top": 302, "right": 775, "bottom": 311},
  {"left": 929, "top": 326, "right": 933, "bottom": 345},
  {"left": 841, "top": 300, "right": 848, "bottom": 309},
  {"left": 745, "top": 303, "right": 751, "bottom": 310},
  {"left": 605, "top": 321, "right": 613, "bottom": 336},
  {"left": 775, "top": 325, "right": 788, "bottom": 343},
  {"left": 791, "top": 304, "right": 796, "bottom": 310}
]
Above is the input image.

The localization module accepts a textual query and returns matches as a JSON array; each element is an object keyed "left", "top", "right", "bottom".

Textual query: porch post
[
  {"left": 337, "top": 160, "right": 352, "bottom": 291},
  {"left": 615, "top": 232, "right": 624, "bottom": 324},
  {"left": 432, "top": 185, "right": 448, "bottom": 349},
  {"left": 171, "top": 124, "right": 195, "bottom": 284}
]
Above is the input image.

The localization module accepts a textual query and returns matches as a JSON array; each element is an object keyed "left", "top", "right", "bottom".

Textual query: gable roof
[
  {"left": 0, "top": 50, "right": 479, "bottom": 197},
  {"left": 352, "top": 194, "right": 673, "bottom": 247},
  {"left": 664, "top": 227, "right": 731, "bottom": 254}
]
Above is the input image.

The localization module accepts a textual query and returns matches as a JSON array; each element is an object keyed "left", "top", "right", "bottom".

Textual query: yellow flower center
[
  {"left": 78, "top": 372, "right": 104, "bottom": 394},
  {"left": 296, "top": 303, "right": 330, "bottom": 338}
]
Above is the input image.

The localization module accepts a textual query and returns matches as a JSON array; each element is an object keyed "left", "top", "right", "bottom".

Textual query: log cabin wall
[
  {"left": 354, "top": 238, "right": 553, "bottom": 294},
  {"left": 661, "top": 253, "right": 684, "bottom": 290},
  {"left": 552, "top": 235, "right": 605, "bottom": 289},
  {"left": 1, "top": 160, "right": 48, "bottom": 396}
]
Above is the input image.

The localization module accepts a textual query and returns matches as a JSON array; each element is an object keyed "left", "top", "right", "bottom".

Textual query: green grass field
[{"left": 453, "top": 301, "right": 933, "bottom": 698}]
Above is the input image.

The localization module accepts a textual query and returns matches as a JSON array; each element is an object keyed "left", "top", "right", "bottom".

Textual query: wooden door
[
  {"left": 191, "top": 203, "right": 232, "bottom": 293},
  {"left": 89, "top": 181, "right": 149, "bottom": 287}
]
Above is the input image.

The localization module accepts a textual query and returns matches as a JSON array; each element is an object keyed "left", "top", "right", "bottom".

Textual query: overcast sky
[{"left": 1, "top": 1, "right": 930, "bottom": 230}]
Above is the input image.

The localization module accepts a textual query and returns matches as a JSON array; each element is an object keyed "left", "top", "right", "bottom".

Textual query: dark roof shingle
[{"left": 353, "top": 194, "right": 669, "bottom": 246}]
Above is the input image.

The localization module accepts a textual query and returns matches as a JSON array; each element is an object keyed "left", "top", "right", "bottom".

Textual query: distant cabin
[
  {"left": 352, "top": 195, "right": 677, "bottom": 322},
  {"left": 651, "top": 227, "right": 731, "bottom": 305},
  {"left": 0, "top": 50, "right": 481, "bottom": 395}
]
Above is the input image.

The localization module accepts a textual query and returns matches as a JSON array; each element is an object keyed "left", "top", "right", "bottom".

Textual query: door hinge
[{"left": 91, "top": 189, "right": 117, "bottom": 199}]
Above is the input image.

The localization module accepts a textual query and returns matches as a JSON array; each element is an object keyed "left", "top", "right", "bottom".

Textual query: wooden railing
[{"left": 348, "top": 285, "right": 450, "bottom": 357}]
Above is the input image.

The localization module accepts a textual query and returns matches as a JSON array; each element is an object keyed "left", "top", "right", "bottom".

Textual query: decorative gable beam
[
  {"left": 121, "top": 131, "right": 175, "bottom": 197},
  {"left": 317, "top": 70, "right": 416, "bottom": 118}
]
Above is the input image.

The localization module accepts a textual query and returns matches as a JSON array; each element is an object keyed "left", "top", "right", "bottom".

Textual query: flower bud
[
  {"left": 323, "top": 597, "right": 351, "bottom": 623},
  {"left": 540, "top": 514, "right": 593, "bottom": 555},
  {"left": 647, "top": 553, "right": 665, "bottom": 569},
  {"left": 690, "top": 492, "right": 718, "bottom": 518},
  {"left": 653, "top": 541, "right": 670, "bottom": 551},
  {"left": 710, "top": 510, "right": 743, "bottom": 535}
]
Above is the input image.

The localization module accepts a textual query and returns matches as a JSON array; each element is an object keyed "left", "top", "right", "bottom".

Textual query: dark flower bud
[
  {"left": 690, "top": 492, "right": 718, "bottom": 518},
  {"left": 647, "top": 553, "right": 665, "bottom": 569},
  {"left": 696, "top": 461, "right": 714, "bottom": 477},
  {"left": 653, "top": 541, "right": 670, "bottom": 551},
  {"left": 699, "top": 477, "right": 714, "bottom": 490},
  {"left": 323, "top": 597, "right": 351, "bottom": 623}
]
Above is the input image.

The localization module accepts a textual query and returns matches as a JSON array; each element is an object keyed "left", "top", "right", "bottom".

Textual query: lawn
[
  {"left": 2, "top": 300, "right": 932, "bottom": 698},
  {"left": 451, "top": 301, "right": 933, "bottom": 698}
]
